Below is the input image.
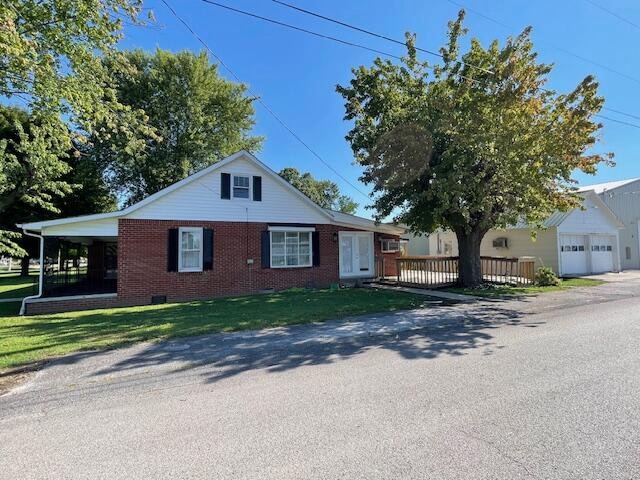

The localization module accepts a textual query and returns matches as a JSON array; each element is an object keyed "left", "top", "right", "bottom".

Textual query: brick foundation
[{"left": 24, "top": 295, "right": 122, "bottom": 315}]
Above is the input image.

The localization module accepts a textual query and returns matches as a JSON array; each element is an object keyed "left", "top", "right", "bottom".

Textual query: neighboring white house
[
  {"left": 579, "top": 178, "right": 640, "bottom": 270},
  {"left": 404, "top": 190, "right": 625, "bottom": 276}
]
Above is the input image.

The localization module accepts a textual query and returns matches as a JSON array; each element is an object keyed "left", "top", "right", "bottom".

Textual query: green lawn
[
  {"left": 0, "top": 271, "right": 37, "bottom": 300},
  {"left": 447, "top": 278, "right": 604, "bottom": 298},
  {"left": 0, "top": 288, "right": 427, "bottom": 370}
]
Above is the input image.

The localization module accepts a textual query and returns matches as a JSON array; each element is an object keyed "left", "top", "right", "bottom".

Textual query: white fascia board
[{"left": 18, "top": 211, "right": 122, "bottom": 232}]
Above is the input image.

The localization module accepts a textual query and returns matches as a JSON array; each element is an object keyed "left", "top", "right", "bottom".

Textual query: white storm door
[{"left": 339, "top": 232, "right": 374, "bottom": 278}]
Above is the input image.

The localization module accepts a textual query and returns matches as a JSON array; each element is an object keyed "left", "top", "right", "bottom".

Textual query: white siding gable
[
  {"left": 558, "top": 196, "right": 619, "bottom": 234},
  {"left": 126, "top": 155, "right": 330, "bottom": 223}
]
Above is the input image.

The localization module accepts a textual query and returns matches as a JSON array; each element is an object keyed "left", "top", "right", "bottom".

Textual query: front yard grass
[
  {"left": 447, "top": 277, "right": 604, "bottom": 298},
  {"left": 0, "top": 271, "right": 37, "bottom": 300},
  {"left": 0, "top": 288, "right": 427, "bottom": 370}
]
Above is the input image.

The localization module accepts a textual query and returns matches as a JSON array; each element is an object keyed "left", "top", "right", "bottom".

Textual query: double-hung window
[
  {"left": 271, "top": 231, "right": 312, "bottom": 268},
  {"left": 233, "top": 175, "right": 250, "bottom": 198},
  {"left": 179, "top": 227, "right": 203, "bottom": 272}
]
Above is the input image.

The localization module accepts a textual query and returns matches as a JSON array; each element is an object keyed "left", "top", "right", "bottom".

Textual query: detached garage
[{"left": 414, "top": 191, "right": 624, "bottom": 276}]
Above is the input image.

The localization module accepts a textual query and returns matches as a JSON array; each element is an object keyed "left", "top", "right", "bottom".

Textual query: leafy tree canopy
[
  {"left": 0, "top": 106, "right": 116, "bottom": 257},
  {"left": 92, "top": 49, "right": 263, "bottom": 205},
  {"left": 279, "top": 167, "right": 358, "bottom": 214},
  {"left": 1, "top": 0, "right": 152, "bottom": 253},
  {"left": 337, "top": 10, "right": 611, "bottom": 286}
]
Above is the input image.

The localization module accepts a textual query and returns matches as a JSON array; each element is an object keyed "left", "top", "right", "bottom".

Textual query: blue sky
[{"left": 122, "top": 0, "right": 640, "bottom": 218}]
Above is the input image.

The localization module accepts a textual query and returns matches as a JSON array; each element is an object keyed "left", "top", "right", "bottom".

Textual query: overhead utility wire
[
  {"left": 584, "top": 0, "right": 640, "bottom": 31},
  {"left": 159, "top": 0, "right": 371, "bottom": 199},
  {"left": 202, "top": 0, "right": 640, "bottom": 130},
  {"left": 273, "top": 0, "right": 640, "bottom": 126},
  {"left": 200, "top": 0, "right": 485, "bottom": 87},
  {"left": 272, "top": 0, "right": 495, "bottom": 76},
  {"left": 200, "top": 0, "right": 402, "bottom": 60},
  {"left": 446, "top": 0, "right": 640, "bottom": 87}
]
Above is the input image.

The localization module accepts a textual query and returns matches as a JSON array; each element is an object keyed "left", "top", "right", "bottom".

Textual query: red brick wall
[{"left": 118, "top": 220, "right": 352, "bottom": 304}]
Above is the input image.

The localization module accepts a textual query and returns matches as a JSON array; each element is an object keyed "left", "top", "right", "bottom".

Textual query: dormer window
[{"left": 233, "top": 175, "right": 250, "bottom": 198}]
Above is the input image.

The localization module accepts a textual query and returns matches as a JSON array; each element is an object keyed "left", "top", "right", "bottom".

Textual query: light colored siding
[
  {"left": 481, "top": 228, "right": 559, "bottom": 273},
  {"left": 558, "top": 195, "right": 620, "bottom": 235},
  {"left": 598, "top": 179, "right": 640, "bottom": 269},
  {"left": 126, "top": 156, "right": 329, "bottom": 224},
  {"left": 429, "top": 228, "right": 560, "bottom": 273},
  {"left": 403, "top": 233, "right": 430, "bottom": 255},
  {"left": 42, "top": 218, "right": 118, "bottom": 237}
]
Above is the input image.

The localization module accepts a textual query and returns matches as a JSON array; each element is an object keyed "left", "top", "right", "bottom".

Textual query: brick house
[{"left": 18, "top": 151, "right": 403, "bottom": 314}]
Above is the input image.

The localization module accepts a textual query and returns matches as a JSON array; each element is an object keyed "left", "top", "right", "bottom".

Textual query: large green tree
[
  {"left": 0, "top": 0, "right": 152, "bottom": 254},
  {"left": 92, "top": 49, "right": 263, "bottom": 205},
  {"left": 0, "top": 106, "right": 116, "bottom": 266},
  {"left": 279, "top": 167, "right": 358, "bottom": 214},
  {"left": 337, "top": 11, "right": 611, "bottom": 286}
]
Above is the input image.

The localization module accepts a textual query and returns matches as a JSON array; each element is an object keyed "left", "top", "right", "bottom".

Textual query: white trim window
[
  {"left": 271, "top": 231, "right": 312, "bottom": 268},
  {"left": 233, "top": 175, "right": 250, "bottom": 198},
  {"left": 179, "top": 227, "right": 203, "bottom": 272}
]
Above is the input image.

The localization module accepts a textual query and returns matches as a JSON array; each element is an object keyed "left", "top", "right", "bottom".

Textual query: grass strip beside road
[{"left": 0, "top": 288, "right": 427, "bottom": 370}]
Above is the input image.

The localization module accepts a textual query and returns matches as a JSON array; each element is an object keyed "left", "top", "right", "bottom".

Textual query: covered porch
[{"left": 40, "top": 236, "right": 118, "bottom": 298}]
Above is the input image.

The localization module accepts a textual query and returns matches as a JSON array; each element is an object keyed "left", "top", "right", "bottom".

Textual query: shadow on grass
[{"left": 0, "top": 289, "right": 426, "bottom": 369}]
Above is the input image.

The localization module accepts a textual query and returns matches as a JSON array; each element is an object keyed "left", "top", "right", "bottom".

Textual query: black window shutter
[
  {"left": 312, "top": 231, "right": 320, "bottom": 266},
  {"left": 261, "top": 231, "right": 270, "bottom": 268},
  {"left": 167, "top": 228, "right": 179, "bottom": 272},
  {"left": 253, "top": 176, "right": 262, "bottom": 201},
  {"left": 203, "top": 229, "right": 214, "bottom": 270},
  {"left": 221, "top": 173, "right": 231, "bottom": 199}
]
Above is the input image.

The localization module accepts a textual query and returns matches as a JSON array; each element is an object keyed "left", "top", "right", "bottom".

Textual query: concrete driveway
[{"left": 1, "top": 278, "right": 640, "bottom": 479}]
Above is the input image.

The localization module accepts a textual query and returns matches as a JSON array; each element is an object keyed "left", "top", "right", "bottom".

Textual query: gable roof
[
  {"left": 578, "top": 177, "right": 640, "bottom": 194},
  {"left": 19, "top": 151, "right": 403, "bottom": 235},
  {"left": 510, "top": 190, "right": 624, "bottom": 230}
]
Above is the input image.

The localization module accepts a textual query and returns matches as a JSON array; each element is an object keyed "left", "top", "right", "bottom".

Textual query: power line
[
  {"left": 447, "top": 0, "right": 640, "bottom": 86},
  {"left": 158, "top": 0, "right": 371, "bottom": 200},
  {"left": 269, "top": 0, "right": 640, "bottom": 126},
  {"left": 200, "top": 0, "right": 402, "bottom": 60},
  {"left": 199, "top": 0, "right": 484, "bottom": 87},
  {"left": 584, "top": 0, "right": 640, "bottom": 31},
  {"left": 272, "top": 0, "right": 496, "bottom": 76},
  {"left": 593, "top": 114, "right": 640, "bottom": 130}
]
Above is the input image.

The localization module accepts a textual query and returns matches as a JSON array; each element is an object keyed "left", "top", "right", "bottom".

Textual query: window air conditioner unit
[
  {"left": 492, "top": 237, "right": 509, "bottom": 249},
  {"left": 380, "top": 239, "right": 401, "bottom": 253}
]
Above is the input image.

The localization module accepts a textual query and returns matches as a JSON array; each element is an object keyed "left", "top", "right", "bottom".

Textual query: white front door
[
  {"left": 560, "top": 234, "right": 588, "bottom": 275},
  {"left": 339, "top": 232, "right": 374, "bottom": 278}
]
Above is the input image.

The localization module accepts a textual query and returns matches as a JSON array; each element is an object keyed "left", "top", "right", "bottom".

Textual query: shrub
[{"left": 536, "top": 266, "right": 561, "bottom": 286}]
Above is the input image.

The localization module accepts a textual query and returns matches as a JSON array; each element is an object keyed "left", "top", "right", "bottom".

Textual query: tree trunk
[
  {"left": 20, "top": 256, "right": 30, "bottom": 277},
  {"left": 456, "top": 229, "right": 485, "bottom": 287}
]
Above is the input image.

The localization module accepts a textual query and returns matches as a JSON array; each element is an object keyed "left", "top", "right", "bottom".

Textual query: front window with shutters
[
  {"left": 179, "top": 227, "right": 203, "bottom": 272},
  {"left": 270, "top": 231, "right": 312, "bottom": 268}
]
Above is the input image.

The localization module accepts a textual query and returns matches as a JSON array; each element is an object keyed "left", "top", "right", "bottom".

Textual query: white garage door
[
  {"left": 590, "top": 235, "right": 614, "bottom": 273},
  {"left": 560, "top": 235, "right": 588, "bottom": 275}
]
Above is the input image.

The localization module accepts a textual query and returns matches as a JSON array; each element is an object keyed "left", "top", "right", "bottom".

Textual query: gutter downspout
[{"left": 19, "top": 229, "right": 44, "bottom": 316}]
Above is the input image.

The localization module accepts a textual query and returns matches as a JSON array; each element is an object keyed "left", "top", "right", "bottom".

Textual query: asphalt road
[{"left": 1, "top": 279, "right": 639, "bottom": 479}]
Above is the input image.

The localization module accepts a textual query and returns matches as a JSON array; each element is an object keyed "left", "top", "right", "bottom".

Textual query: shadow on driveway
[{"left": 81, "top": 302, "right": 542, "bottom": 385}]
